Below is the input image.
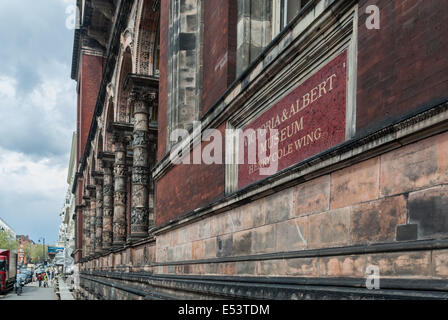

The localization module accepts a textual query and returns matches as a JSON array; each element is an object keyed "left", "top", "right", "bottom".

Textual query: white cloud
[
  {"left": 0, "top": 68, "right": 76, "bottom": 158},
  {"left": 0, "top": 147, "right": 67, "bottom": 198},
  {"left": 0, "top": 0, "right": 77, "bottom": 243},
  {"left": 0, "top": 76, "right": 16, "bottom": 99}
]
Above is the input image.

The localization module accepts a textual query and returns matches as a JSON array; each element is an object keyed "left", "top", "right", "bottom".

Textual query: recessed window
[
  {"left": 167, "top": 0, "right": 202, "bottom": 148},
  {"left": 153, "top": 22, "right": 160, "bottom": 77},
  {"left": 237, "top": 0, "right": 312, "bottom": 75},
  {"left": 272, "top": 0, "right": 311, "bottom": 37}
]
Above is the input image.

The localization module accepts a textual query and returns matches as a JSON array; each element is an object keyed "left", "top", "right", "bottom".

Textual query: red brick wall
[
  {"left": 157, "top": 0, "right": 169, "bottom": 161},
  {"left": 155, "top": 0, "right": 448, "bottom": 226},
  {"left": 357, "top": 0, "right": 448, "bottom": 135},
  {"left": 156, "top": 125, "right": 226, "bottom": 226},
  {"left": 201, "top": 0, "right": 237, "bottom": 116},
  {"left": 79, "top": 54, "right": 104, "bottom": 163},
  {"left": 76, "top": 92, "right": 81, "bottom": 166}
]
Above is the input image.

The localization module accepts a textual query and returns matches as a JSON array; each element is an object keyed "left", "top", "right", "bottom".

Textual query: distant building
[
  {"left": 16, "top": 235, "right": 33, "bottom": 265},
  {"left": 57, "top": 132, "right": 77, "bottom": 274},
  {"left": 0, "top": 217, "right": 16, "bottom": 239},
  {"left": 16, "top": 235, "right": 33, "bottom": 245}
]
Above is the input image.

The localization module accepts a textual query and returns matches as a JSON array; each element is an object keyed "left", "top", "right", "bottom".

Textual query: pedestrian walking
[
  {"left": 38, "top": 273, "right": 42, "bottom": 287},
  {"left": 43, "top": 273, "right": 48, "bottom": 288}
]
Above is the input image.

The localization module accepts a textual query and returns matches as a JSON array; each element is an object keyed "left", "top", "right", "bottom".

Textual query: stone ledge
[
  {"left": 80, "top": 271, "right": 448, "bottom": 300},
  {"left": 152, "top": 238, "right": 448, "bottom": 266}
]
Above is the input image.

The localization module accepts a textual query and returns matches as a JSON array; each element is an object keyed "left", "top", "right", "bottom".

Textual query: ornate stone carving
[
  {"left": 129, "top": 90, "right": 158, "bottom": 241},
  {"left": 132, "top": 167, "right": 149, "bottom": 185},
  {"left": 88, "top": 186, "right": 96, "bottom": 256},
  {"left": 113, "top": 135, "right": 128, "bottom": 246},
  {"left": 82, "top": 203, "right": 89, "bottom": 257},
  {"left": 132, "top": 131, "right": 149, "bottom": 147},
  {"left": 103, "top": 184, "right": 114, "bottom": 196},
  {"left": 95, "top": 177, "right": 104, "bottom": 254}
]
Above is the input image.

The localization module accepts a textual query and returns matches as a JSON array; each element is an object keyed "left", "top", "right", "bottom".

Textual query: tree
[
  {"left": 30, "top": 244, "right": 48, "bottom": 263},
  {"left": 0, "top": 229, "right": 19, "bottom": 251}
]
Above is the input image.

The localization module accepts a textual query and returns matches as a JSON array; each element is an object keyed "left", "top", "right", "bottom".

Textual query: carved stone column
[
  {"left": 147, "top": 135, "right": 157, "bottom": 234},
  {"left": 82, "top": 196, "right": 91, "bottom": 257},
  {"left": 112, "top": 135, "right": 128, "bottom": 247},
  {"left": 94, "top": 173, "right": 104, "bottom": 254},
  {"left": 87, "top": 185, "right": 96, "bottom": 256},
  {"left": 74, "top": 204, "right": 84, "bottom": 261},
  {"left": 101, "top": 155, "right": 114, "bottom": 250},
  {"left": 129, "top": 94, "right": 151, "bottom": 240},
  {"left": 125, "top": 74, "right": 159, "bottom": 240}
]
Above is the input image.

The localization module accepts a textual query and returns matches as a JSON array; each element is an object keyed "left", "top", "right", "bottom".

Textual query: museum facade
[{"left": 71, "top": 0, "right": 448, "bottom": 299}]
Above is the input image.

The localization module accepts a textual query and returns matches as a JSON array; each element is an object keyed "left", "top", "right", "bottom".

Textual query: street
[{"left": 0, "top": 281, "right": 57, "bottom": 300}]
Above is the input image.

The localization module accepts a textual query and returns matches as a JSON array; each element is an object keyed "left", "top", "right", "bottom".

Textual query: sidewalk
[
  {"left": 1, "top": 282, "right": 57, "bottom": 300},
  {"left": 56, "top": 277, "right": 75, "bottom": 300}
]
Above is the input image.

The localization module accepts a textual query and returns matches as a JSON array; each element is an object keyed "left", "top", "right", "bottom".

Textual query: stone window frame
[
  {"left": 153, "top": 20, "right": 161, "bottom": 77},
  {"left": 237, "top": 0, "right": 313, "bottom": 76},
  {"left": 273, "top": 0, "right": 313, "bottom": 36},
  {"left": 166, "top": 0, "right": 204, "bottom": 149},
  {"left": 226, "top": 2, "right": 359, "bottom": 194}
]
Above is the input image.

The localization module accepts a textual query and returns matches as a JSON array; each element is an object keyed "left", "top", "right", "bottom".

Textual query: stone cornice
[
  {"left": 124, "top": 73, "right": 159, "bottom": 95},
  {"left": 111, "top": 122, "right": 134, "bottom": 137},
  {"left": 99, "top": 151, "right": 115, "bottom": 167}
]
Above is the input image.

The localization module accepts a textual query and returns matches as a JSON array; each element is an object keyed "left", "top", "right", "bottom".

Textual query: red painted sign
[{"left": 238, "top": 50, "right": 347, "bottom": 189}]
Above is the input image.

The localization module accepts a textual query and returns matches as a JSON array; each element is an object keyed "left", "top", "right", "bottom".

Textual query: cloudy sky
[{"left": 0, "top": 0, "right": 77, "bottom": 244}]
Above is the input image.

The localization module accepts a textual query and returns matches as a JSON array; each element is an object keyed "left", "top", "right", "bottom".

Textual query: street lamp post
[{"left": 38, "top": 237, "right": 46, "bottom": 264}]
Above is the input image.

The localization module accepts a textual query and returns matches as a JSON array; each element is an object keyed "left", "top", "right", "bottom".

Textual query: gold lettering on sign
[{"left": 247, "top": 73, "right": 338, "bottom": 176}]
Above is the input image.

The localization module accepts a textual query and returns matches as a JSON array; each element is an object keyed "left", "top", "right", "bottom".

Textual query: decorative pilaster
[
  {"left": 87, "top": 185, "right": 96, "bottom": 256},
  {"left": 74, "top": 204, "right": 85, "bottom": 262},
  {"left": 129, "top": 93, "right": 152, "bottom": 240},
  {"left": 94, "top": 173, "right": 104, "bottom": 254},
  {"left": 82, "top": 196, "right": 91, "bottom": 257},
  {"left": 112, "top": 135, "right": 128, "bottom": 246},
  {"left": 125, "top": 74, "right": 159, "bottom": 240},
  {"left": 101, "top": 155, "right": 114, "bottom": 250}
]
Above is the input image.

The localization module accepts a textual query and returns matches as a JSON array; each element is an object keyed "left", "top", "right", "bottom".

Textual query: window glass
[
  {"left": 285, "top": 0, "right": 302, "bottom": 26},
  {"left": 273, "top": 0, "right": 311, "bottom": 38},
  {"left": 238, "top": 0, "right": 313, "bottom": 75},
  {"left": 0, "top": 260, "right": 5, "bottom": 272}
]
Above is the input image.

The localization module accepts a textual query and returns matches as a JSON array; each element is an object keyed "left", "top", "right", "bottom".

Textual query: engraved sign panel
[{"left": 238, "top": 50, "right": 348, "bottom": 189}]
